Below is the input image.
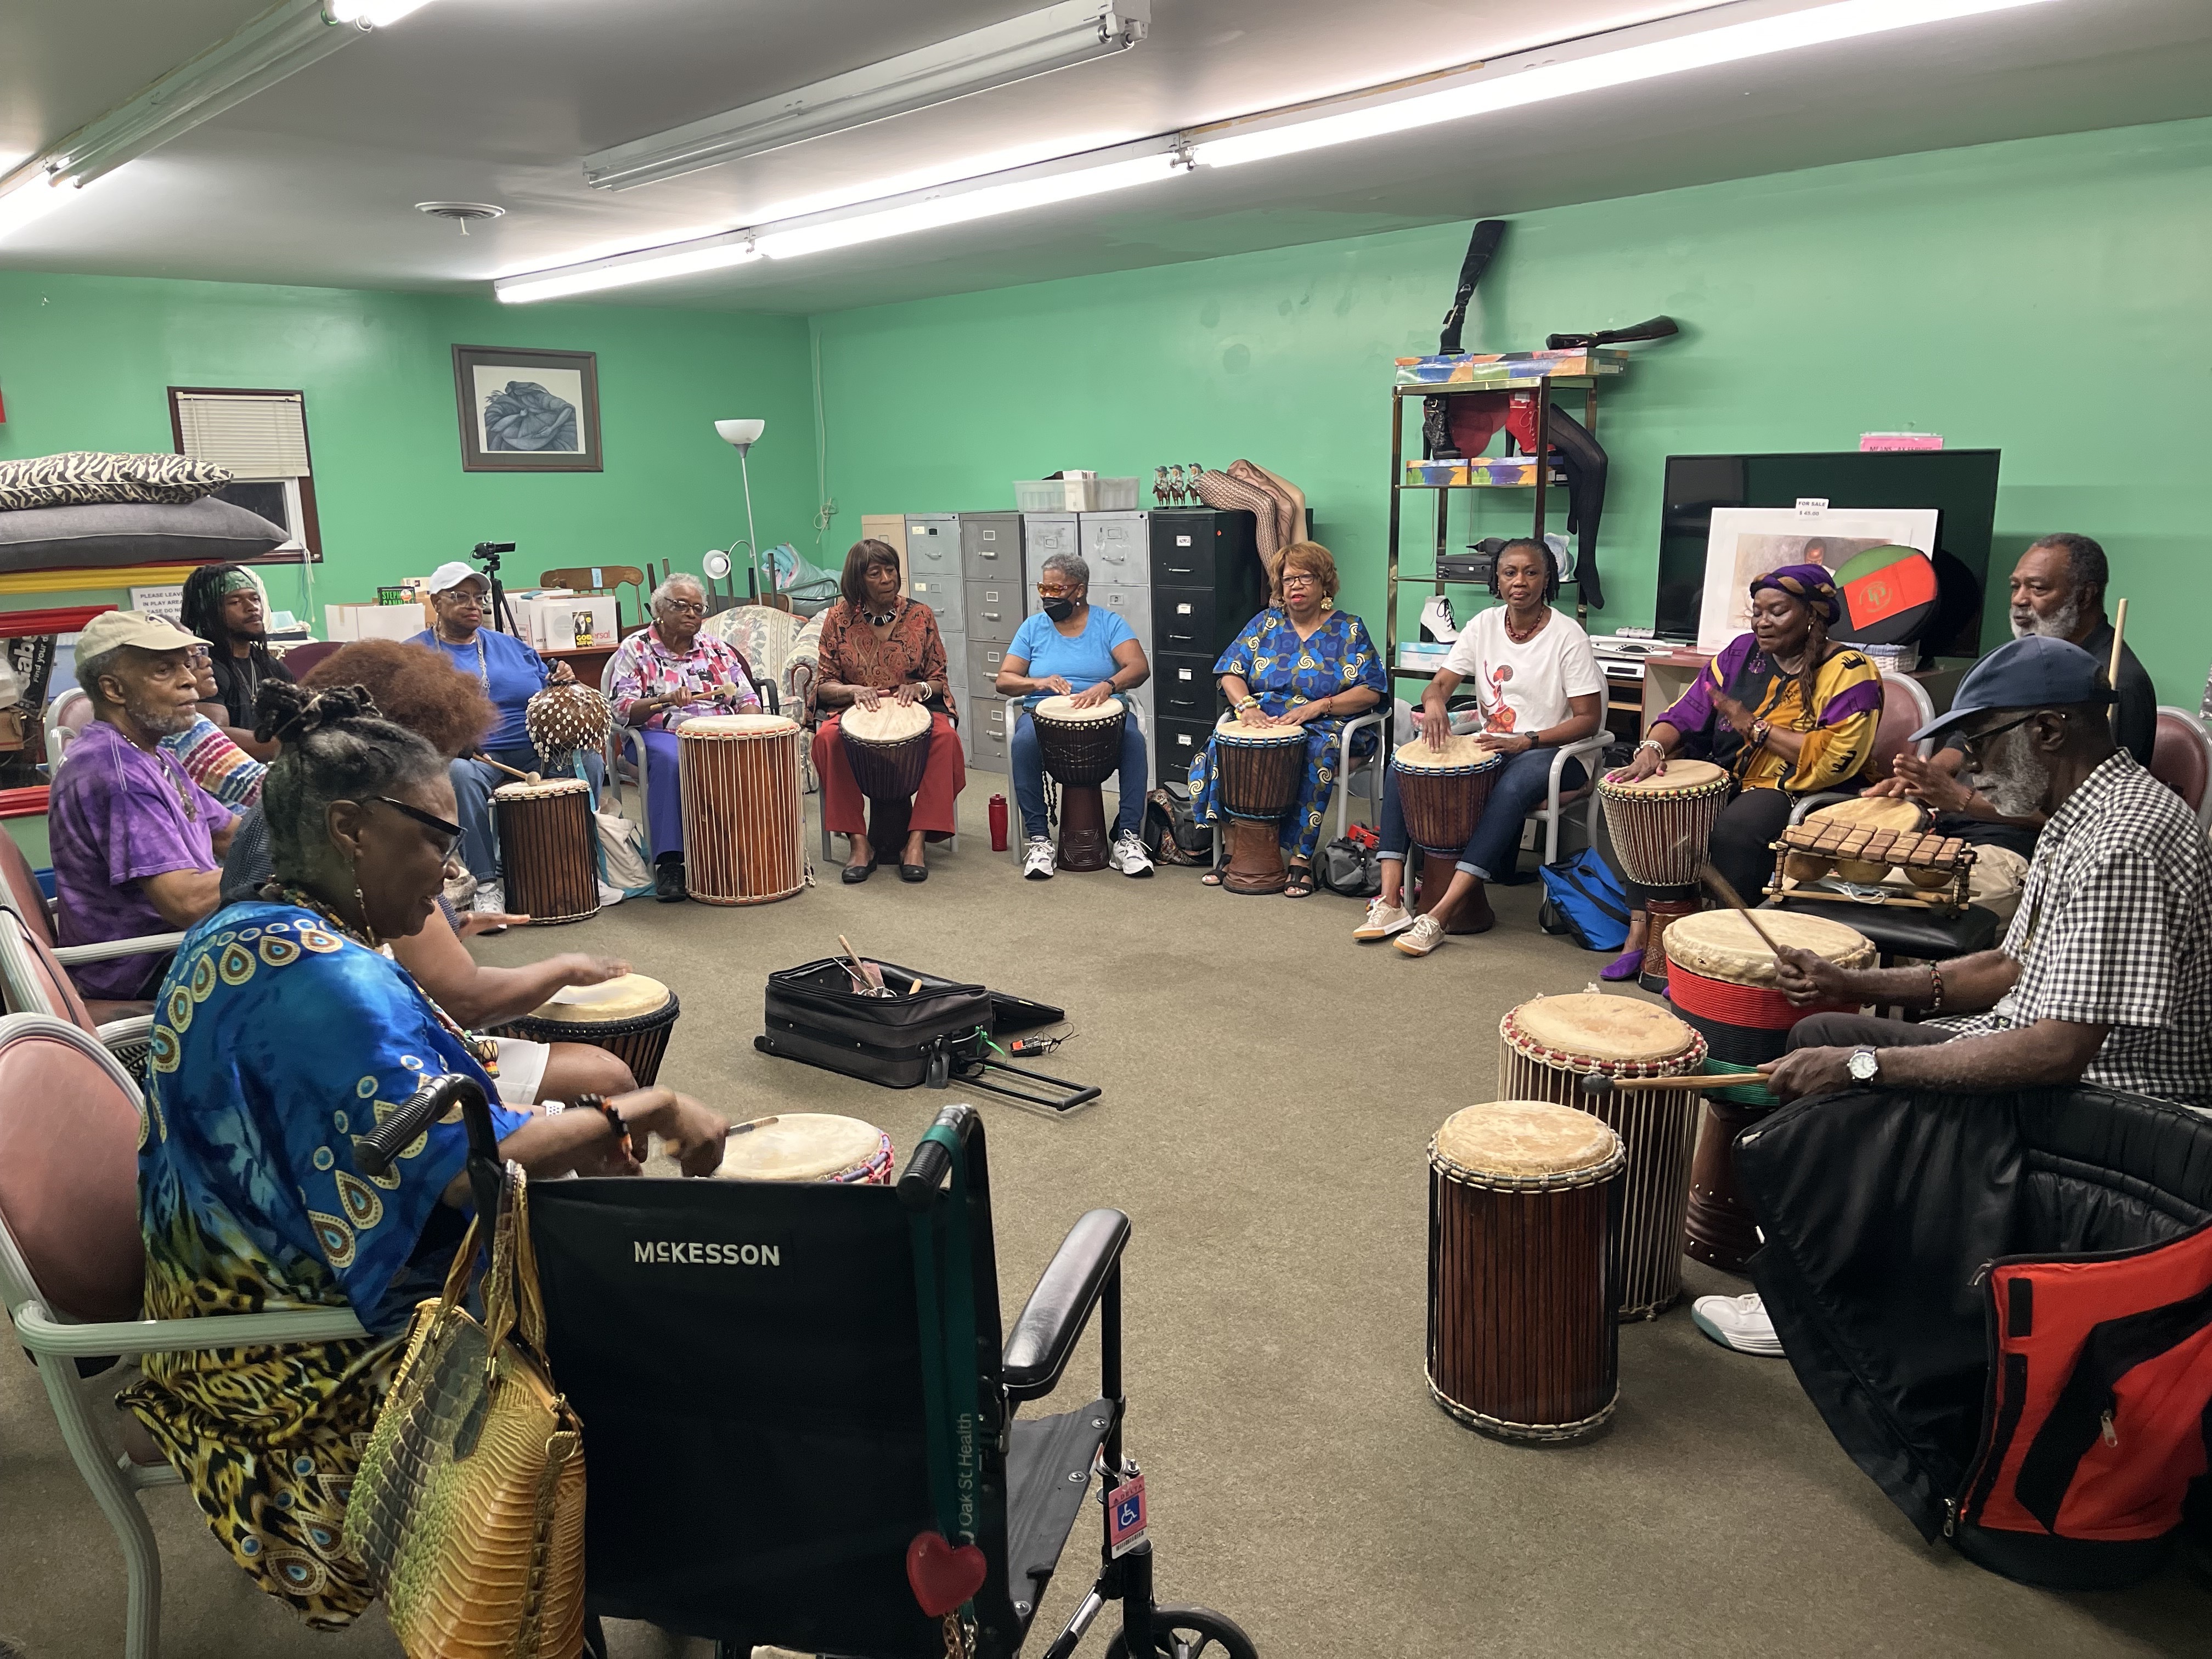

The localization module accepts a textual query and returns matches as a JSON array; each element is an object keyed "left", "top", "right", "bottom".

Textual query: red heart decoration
[{"left": 906, "top": 1530, "right": 988, "bottom": 1618}]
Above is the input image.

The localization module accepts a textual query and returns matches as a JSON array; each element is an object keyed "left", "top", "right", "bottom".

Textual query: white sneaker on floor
[
  {"left": 597, "top": 881, "right": 624, "bottom": 906},
  {"left": 1353, "top": 898, "right": 1412, "bottom": 940},
  {"left": 1393, "top": 913, "right": 1446, "bottom": 956},
  {"left": 1022, "top": 837, "right": 1056, "bottom": 881},
  {"left": 1692, "top": 1293, "right": 1785, "bottom": 1356},
  {"left": 471, "top": 879, "right": 506, "bottom": 913},
  {"left": 1109, "top": 831, "right": 1154, "bottom": 877}
]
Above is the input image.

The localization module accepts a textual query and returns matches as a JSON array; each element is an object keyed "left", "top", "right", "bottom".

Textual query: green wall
[
  {"left": 812, "top": 116, "right": 2212, "bottom": 708},
  {"left": 0, "top": 273, "right": 817, "bottom": 619}
]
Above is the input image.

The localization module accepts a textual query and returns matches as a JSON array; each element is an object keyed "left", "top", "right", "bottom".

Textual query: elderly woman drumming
[
  {"left": 996, "top": 550, "right": 1153, "bottom": 880},
  {"left": 122, "top": 681, "right": 726, "bottom": 1628},
  {"left": 811, "top": 539, "right": 966, "bottom": 883},
  {"left": 607, "top": 573, "right": 762, "bottom": 901},
  {"left": 1190, "top": 541, "right": 1387, "bottom": 897}
]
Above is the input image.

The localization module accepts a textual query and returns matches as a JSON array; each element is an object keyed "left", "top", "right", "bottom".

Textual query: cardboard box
[
  {"left": 511, "top": 592, "right": 618, "bottom": 652},
  {"left": 326, "top": 603, "right": 426, "bottom": 644}
]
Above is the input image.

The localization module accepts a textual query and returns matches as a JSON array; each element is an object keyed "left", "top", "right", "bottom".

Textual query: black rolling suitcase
[{"left": 755, "top": 957, "right": 994, "bottom": 1088}]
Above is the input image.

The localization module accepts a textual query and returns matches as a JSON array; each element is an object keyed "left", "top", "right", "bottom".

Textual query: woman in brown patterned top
[{"left": 810, "top": 539, "right": 967, "bottom": 882}]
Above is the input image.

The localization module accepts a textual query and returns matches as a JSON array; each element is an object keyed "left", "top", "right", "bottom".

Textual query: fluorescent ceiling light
[
  {"left": 583, "top": 0, "right": 1151, "bottom": 191},
  {"left": 1192, "top": 0, "right": 2063, "bottom": 168},
  {"left": 495, "top": 230, "right": 764, "bottom": 304},
  {"left": 327, "top": 0, "right": 438, "bottom": 21}
]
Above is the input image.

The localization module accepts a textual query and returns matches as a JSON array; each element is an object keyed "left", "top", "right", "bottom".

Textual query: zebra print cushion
[{"left": 0, "top": 451, "right": 233, "bottom": 513}]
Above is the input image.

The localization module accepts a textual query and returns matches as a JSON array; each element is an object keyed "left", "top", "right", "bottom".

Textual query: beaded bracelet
[{"left": 571, "top": 1092, "right": 627, "bottom": 1139}]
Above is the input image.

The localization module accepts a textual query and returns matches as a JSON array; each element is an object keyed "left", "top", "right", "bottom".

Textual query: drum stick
[
  {"left": 2106, "top": 598, "right": 2128, "bottom": 738},
  {"left": 473, "top": 753, "right": 543, "bottom": 785},
  {"left": 731, "top": 1115, "right": 780, "bottom": 1135},
  {"left": 1698, "top": 864, "right": 1787, "bottom": 959},
  {"left": 1582, "top": 1071, "right": 1770, "bottom": 1096}
]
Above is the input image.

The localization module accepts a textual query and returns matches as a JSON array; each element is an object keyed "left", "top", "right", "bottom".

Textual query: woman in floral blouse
[
  {"left": 607, "top": 573, "right": 760, "bottom": 900},
  {"left": 811, "top": 539, "right": 966, "bottom": 883}
]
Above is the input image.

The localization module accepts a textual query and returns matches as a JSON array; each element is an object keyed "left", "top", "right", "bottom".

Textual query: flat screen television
[{"left": 1654, "top": 450, "right": 2001, "bottom": 657}]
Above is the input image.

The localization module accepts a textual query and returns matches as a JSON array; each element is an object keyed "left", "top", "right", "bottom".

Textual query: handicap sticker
[{"left": 1107, "top": 1474, "right": 1148, "bottom": 1558}]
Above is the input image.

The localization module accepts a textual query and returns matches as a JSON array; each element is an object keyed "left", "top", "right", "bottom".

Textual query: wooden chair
[{"left": 540, "top": 564, "right": 648, "bottom": 633}]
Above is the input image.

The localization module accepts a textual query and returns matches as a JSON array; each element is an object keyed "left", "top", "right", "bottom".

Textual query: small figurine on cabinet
[{"left": 1153, "top": 465, "right": 1172, "bottom": 506}]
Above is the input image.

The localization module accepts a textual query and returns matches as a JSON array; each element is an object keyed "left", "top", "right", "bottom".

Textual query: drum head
[
  {"left": 494, "top": 776, "right": 591, "bottom": 799},
  {"left": 1393, "top": 733, "right": 1503, "bottom": 772},
  {"left": 1602, "top": 758, "right": 1729, "bottom": 794},
  {"left": 679, "top": 712, "right": 798, "bottom": 736},
  {"left": 716, "top": 1113, "right": 885, "bottom": 1182},
  {"left": 1214, "top": 713, "right": 1305, "bottom": 744},
  {"left": 1804, "top": 795, "right": 1928, "bottom": 833},
  {"left": 1434, "top": 1100, "right": 1621, "bottom": 1182},
  {"left": 1664, "top": 909, "right": 1875, "bottom": 986},
  {"left": 843, "top": 701, "right": 930, "bottom": 743},
  {"left": 1035, "top": 695, "right": 1124, "bottom": 723},
  {"left": 1506, "top": 993, "right": 1700, "bottom": 1066},
  {"left": 527, "top": 973, "right": 672, "bottom": 1024}
]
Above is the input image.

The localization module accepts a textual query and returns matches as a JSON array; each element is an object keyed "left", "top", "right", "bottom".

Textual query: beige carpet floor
[{"left": 2, "top": 788, "right": 2204, "bottom": 1658}]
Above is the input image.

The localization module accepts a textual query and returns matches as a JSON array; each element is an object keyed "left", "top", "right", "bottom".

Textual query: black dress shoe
[
  {"left": 841, "top": 861, "right": 877, "bottom": 885},
  {"left": 654, "top": 855, "right": 687, "bottom": 902},
  {"left": 899, "top": 862, "right": 928, "bottom": 883}
]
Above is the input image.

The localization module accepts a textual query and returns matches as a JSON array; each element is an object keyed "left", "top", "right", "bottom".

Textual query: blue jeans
[
  {"left": 1378, "top": 745, "right": 1585, "bottom": 882},
  {"left": 1011, "top": 711, "right": 1148, "bottom": 840},
  {"left": 451, "top": 744, "right": 607, "bottom": 881}
]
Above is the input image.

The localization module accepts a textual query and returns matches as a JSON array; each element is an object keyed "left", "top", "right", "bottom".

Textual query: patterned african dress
[
  {"left": 120, "top": 899, "right": 528, "bottom": 1629},
  {"left": 1187, "top": 607, "right": 1390, "bottom": 864},
  {"left": 1660, "top": 633, "right": 1882, "bottom": 794}
]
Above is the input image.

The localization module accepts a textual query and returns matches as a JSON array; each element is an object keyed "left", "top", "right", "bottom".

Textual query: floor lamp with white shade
[{"left": 714, "top": 418, "right": 766, "bottom": 602}]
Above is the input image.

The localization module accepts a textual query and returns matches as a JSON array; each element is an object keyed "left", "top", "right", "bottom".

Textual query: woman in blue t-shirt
[{"left": 996, "top": 552, "right": 1153, "bottom": 879}]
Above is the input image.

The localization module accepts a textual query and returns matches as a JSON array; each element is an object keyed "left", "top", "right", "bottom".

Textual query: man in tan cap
[{"left": 48, "top": 611, "right": 238, "bottom": 1002}]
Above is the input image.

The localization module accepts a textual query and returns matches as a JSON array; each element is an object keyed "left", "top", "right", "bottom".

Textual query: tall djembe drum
[
  {"left": 678, "top": 713, "right": 806, "bottom": 905},
  {"left": 1596, "top": 758, "right": 1731, "bottom": 990},
  {"left": 1211, "top": 714, "right": 1307, "bottom": 894},
  {"left": 1030, "top": 695, "right": 1125, "bottom": 872},
  {"left": 839, "top": 700, "right": 934, "bottom": 853},
  {"left": 1392, "top": 732, "right": 1504, "bottom": 929}
]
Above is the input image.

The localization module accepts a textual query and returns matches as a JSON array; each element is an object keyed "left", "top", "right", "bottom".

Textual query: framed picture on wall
[
  {"left": 1696, "top": 505, "right": 1938, "bottom": 650},
  {"left": 452, "top": 345, "right": 603, "bottom": 472}
]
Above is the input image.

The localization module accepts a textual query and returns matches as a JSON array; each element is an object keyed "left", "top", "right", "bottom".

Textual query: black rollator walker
[{"left": 367, "top": 1081, "right": 1254, "bottom": 1658}]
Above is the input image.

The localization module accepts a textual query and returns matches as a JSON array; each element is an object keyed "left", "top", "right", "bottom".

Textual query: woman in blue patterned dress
[
  {"left": 1188, "top": 542, "right": 1389, "bottom": 896},
  {"left": 121, "top": 682, "right": 727, "bottom": 1628}
]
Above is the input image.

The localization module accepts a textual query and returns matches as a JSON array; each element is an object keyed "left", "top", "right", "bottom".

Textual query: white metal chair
[
  {"left": 1329, "top": 708, "right": 1390, "bottom": 841},
  {"left": 43, "top": 686, "right": 92, "bottom": 777},
  {"left": 0, "top": 1014, "right": 367, "bottom": 1659},
  {"left": 0, "top": 904, "right": 156, "bottom": 1074}
]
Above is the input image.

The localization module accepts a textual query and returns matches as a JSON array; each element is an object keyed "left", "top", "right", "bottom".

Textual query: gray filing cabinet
[{"left": 907, "top": 514, "right": 967, "bottom": 723}]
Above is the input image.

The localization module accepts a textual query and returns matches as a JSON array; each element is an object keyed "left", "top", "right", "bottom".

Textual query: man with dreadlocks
[{"left": 180, "top": 562, "right": 295, "bottom": 761}]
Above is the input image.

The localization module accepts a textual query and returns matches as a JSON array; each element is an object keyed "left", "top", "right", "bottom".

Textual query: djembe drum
[
  {"left": 1211, "top": 714, "right": 1308, "bottom": 894},
  {"left": 1427, "top": 1099, "right": 1624, "bottom": 1442},
  {"left": 492, "top": 973, "right": 680, "bottom": 1088},
  {"left": 1498, "top": 994, "right": 1706, "bottom": 1319},
  {"left": 1393, "top": 732, "right": 1504, "bottom": 928},
  {"left": 715, "top": 1113, "right": 895, "bottom": 1185},
  {"left": 1661, "top": 907, "right": 1874, "bottom": 1065},
  {"left": 839, "top": 699, "right": 934, "bottom": 853},
  {"left": 1031, "top": 695, "right": 1125, "bottom": 872},
  {"left": 678, "top": 713, "right": 806, "bottom": 905},
  {"left": 492, "top": 776, "right": 599, "bottom": 924},
  {"left": 526, "top": 682, "right": 612, "bottom": 777},
  {"left": 1685, "top": 1068, "right": 1785, "bottom": 1273},
  {"left": 1598, "top": 757, "right": 1732, "bottom": 989}
]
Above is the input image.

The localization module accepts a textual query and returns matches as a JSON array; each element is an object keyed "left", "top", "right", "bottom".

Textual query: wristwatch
[{"left": 1847, "top": 1046, "right": 1881, "bottom": 1084}]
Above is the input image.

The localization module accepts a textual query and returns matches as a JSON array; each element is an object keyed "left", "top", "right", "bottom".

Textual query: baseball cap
[
  {"left": 425, "top": 560, "right": 490, "bottom": 595},
  {"left": 1910, "top": 634, "right": 2113, "bottom": 743},
  {"left": 74, "top": 610, "right": 207, "bottom": 673}
]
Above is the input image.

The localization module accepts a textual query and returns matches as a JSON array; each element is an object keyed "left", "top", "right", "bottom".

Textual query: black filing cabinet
[{"left": 1148, "top": 508, "right": 1263, "bottom": 785}]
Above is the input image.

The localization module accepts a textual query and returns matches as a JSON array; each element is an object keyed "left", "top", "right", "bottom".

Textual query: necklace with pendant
[{"left": 1504, "top": 608, "right": 1549, "bottom": 645}]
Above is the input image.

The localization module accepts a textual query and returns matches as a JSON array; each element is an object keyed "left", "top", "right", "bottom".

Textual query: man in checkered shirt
[{"left": 1767, "top": 636, "right": 2210, "bottom": 1110}]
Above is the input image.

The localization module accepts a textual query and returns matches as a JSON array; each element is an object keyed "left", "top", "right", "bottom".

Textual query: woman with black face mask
[{"left": 996, "top": 552, "right": 1154, "bottom": 880}]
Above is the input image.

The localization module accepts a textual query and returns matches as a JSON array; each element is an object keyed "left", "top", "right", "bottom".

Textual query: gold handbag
[{"left": 344, "top": 1161, "right": 587, "bottom": 1659}]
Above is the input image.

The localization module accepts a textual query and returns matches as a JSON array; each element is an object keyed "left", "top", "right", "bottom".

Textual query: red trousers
[{"left": 812, "top": 710, "right": 966, "bottom": 836}]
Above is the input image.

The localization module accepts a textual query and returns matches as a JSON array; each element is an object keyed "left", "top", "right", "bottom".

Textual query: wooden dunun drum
[
  {"left": 715, "top": 1113, "right": 894, "bottom": 1185},
  {"left": 1032, "top": 695, "right": 1125, "bottom": 872},
  {"left": 493, "top": 776, "right": 599, "bottom": 925},
  {"left": 678, "top": 713, "right": 806, "bottom": 905},
  {"left": 1212, "top": 714, "right": 1307, "bottom": 895},
  {"left": 1427, "top": 1100, "right": 1624, "bottom": 1442},
  {"left": 1498, "top": 994, "right": 1706, "bottom": 1321},
  {"left": 840, "top": 700, "right": 933, "bottom": 802},
  {"left": 1393, "top": 734, "right": 1504, "bottom": 857},
  {"left": 1685, "top": 1073, "right": 1783, "bottom": 1274},
  {"left": 491, "top": 973, "right": 679, "bottom": 1087},
  {"left": 1663, "top": 908, "right": 1875, "bottom": 1064},
  {"left": 1599, "top": 759, "right": 1731, "bottom": 888}
]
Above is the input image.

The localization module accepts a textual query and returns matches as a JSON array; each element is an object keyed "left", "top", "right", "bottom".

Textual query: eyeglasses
[
  {"left": 371, "top": 795, "right": 464, "bottom": 854},
  {"left": 1956, "top": 710, "right": 2051, "bottom": 762},
  {"left": 1035, "top": 585, "right": 1080, "bottom": 600},
  {"left": 1280, "top": 573, "right": 1321, "bottom": 589},
  {"left": 659, "top": 599, "right": 707, "bottom": 617}
]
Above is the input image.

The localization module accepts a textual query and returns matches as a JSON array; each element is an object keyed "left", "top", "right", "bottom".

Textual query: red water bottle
[{"left": 989, "top": 793, "right": 1009, "bottom": 851}]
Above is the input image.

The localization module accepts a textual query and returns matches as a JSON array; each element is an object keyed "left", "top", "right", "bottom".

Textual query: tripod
[{"left": 473, "top": 541, "right": 521, "bottom": 637}]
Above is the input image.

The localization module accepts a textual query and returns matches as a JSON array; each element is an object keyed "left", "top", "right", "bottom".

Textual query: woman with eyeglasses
[
  {"left": 124, "top": 680, "right": 727, "bottom": 1627},
  {"left": 812, "top": 539, "right": 966, "bottom": 883},
  {"left": 1188, "top": 541, "right": 1388, "bottom": 898},
  {"left": 1595, "top": 562, "right": 1882, "bottom": 980},
  {"left": 996, "top": 550, "right": 1153, "bottom": 879},
  {"left": 607, "top": 572, "right": 763, "bottom": 900}
]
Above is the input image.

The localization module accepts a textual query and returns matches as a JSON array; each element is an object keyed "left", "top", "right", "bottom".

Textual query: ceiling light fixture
[
  {"left": 582, "top": 0, "right": 1151, "bottom": 191},
  {"left": 493, "top": 229, "right": 766, "bottom": 305},
  {"left": 0, "top": 0, "right": 442, "bottom": 238}
]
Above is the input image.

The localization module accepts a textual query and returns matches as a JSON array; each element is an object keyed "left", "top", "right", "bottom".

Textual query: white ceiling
[{"left": 5, "top": 0, "right": 2211, "bottom": 314}]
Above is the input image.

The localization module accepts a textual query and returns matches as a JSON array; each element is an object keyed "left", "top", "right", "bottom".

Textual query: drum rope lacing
[
  {"left": 1499, "top": 1011, "right": 1707, "bottom": 1077},
  {"left": 1428, "top": 1138, "right": 1629, "bottom": 1193}
]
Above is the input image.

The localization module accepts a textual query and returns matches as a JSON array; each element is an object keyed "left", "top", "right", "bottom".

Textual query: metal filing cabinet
[
  {"left": 1088, "top": 580, "right": 1152, "bottom": 648},
  {"left": 1079, "top": 511, "right": 1149, "bottom": 588},
  {"left": 903, "top": 516, "right": 961, "bottom": 578},
  {"left": 966, "top": 638, "right": 1012, "bottom": 692},
  {"left": 1149, "top": 508, "right": 1264, "bottom": 785},
  {"left": 1020, "top": 513, "right": 1079, "bottom": 617},
  {"left": 965, "top": 580, "right": 1022, "bottom": 646},
  {"left": 908, "top": 571, "right": 966, "bottom": 635},
  {"left": 959, "top": 512, "right": 1022, "bottom": 580}
]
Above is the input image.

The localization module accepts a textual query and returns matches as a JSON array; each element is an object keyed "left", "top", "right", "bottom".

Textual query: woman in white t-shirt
[{"left": 1355, "top": 539, "right": 1606, "bottom": 956}]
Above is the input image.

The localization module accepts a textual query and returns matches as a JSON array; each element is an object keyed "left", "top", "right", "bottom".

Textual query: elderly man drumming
[
  {"left": 48, "top": 612, "right": 237, "bottom": 1001},
  {"left": 607, "top": 573, "right": 761, "bottom": 901}
]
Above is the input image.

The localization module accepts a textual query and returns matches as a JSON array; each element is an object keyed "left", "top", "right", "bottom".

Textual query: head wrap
[
  {"left": 1750, "top": 562, "right": 1840, "bottom": 625},
  {"left": 219, "top": 568, "right": 261, "bottom": 597}
]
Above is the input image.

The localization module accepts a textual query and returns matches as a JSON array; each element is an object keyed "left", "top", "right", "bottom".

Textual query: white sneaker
[
  {"left": 1419, "top": 594, "right": 1460, "bottom": 644},
  {"left": 471, "top": 879, "right": 506, "bottom": 913},
  {"left": 1022, "top": 837, "right": 1056, "bottom": 881},
  {"left": 1393, "top": 913, "right": 1446, "bottom": 956},
  {"left": 1353, "top": 898, "right": 1412, "bottom": 940},
  {"left": 1109, "top": 831, "right": 1154, "bottom": 878},
  {"left": 1691, "top": 1293, "right": 1785, "bottom": 1356}
]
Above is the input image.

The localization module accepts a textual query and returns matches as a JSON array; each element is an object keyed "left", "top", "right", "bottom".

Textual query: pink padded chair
[
  {"left": 2149, "top": 706, "right": 2212, "bottom": 830},
  {"left": 0, "top": 806, "right": 183, "bottom": 1011},
  {"left": 0, "top": 1014, "right": 366, "bottom": 1659}
]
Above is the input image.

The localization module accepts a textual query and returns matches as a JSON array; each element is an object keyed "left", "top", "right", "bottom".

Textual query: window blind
[{"left": 174, "top": 393, "right": 311, "bottom": 478}]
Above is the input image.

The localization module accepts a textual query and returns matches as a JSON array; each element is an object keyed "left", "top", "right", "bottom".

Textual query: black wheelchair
[{"left": 378, "top": 1086, "right": 1254, "bottom": 1658}]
